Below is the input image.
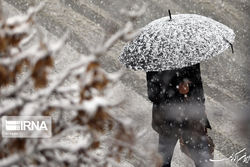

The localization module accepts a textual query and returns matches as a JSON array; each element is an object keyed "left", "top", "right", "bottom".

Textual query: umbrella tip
[
  {"left": 223, "top": 37, "right": 234, "bottom": 54},
  {"left": 168, "top": 9, "right": 172, "bottom": 21},
  {"left": 230, "top": 43, "right": 234, "bottom": 54}
]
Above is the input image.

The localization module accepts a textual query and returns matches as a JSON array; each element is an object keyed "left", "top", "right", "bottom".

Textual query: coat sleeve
[
  {"left": 186, "top": 64, "right": 205, "bottom": 103},
  {"left": 146, "top": 72, "right": 166, "bottom": 103}
]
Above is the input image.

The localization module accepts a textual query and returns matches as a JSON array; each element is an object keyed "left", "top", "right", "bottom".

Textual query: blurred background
[{"left": 2, "top": 0, "right": 250, "bottom": 166}]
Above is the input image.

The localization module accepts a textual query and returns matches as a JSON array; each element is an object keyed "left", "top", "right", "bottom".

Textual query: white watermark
[
  {"left": 1, "top": 116, "right": 52, "bottom": 138},
  {"left": 210, "top": 148, "right": 250, "bottom": 166}
]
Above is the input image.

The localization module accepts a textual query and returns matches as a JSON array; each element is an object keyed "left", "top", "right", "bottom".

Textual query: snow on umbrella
[{"left": 119, "top": 12, "right": 235, "bottom": 72}]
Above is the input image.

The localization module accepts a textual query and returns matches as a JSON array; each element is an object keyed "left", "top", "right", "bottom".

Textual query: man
[{"left": 146, "top": 63, "right": 214, "bottom": 167}]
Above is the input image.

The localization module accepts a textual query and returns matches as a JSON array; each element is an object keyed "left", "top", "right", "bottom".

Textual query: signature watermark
[
  {"left": 1, "top": 116, "right": 52, "bottom": 138},
  {"left": 210, "top": 148, "right": 250, "bottom": 166}
]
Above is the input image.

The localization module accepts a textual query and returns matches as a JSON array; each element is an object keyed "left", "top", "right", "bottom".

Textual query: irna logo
[
  {"left": 2, "top": 116, "right": 52, "bottom": 138},
  {"left": 5, "top": 120, "right": 48, "bottom": 131}
]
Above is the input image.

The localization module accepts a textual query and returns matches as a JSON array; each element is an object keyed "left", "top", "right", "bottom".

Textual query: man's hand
[{"left": 178, "top": 79, "right": 192, "bottom": 95}]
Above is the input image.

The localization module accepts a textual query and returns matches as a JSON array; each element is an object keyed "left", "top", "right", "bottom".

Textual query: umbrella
[{"left": 119, "top": 11, "right": 235, "bottom": 71}]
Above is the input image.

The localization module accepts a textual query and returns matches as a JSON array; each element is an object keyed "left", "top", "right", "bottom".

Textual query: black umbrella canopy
[{"left": 119, "top": 14, "right": 235, "bottom": 72}]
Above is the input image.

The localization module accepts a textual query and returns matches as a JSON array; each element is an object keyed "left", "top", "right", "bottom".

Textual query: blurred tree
[{"left": 0, "top": 1, "right": 159, "bottom": 166}]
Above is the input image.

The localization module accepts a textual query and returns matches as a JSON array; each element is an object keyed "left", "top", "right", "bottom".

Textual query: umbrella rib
[
  {"left": 229, "top": 43, "right": 234, "bottom": 54},
  {"left": 223, "top": 37, "right": 234, "bottom": 54}
]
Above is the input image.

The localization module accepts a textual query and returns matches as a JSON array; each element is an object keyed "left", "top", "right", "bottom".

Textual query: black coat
[{"left": 146, "top": 63, "right": 211, "bottom": 135}]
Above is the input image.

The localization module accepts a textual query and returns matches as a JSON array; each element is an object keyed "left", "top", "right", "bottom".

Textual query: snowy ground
[{"left": 3, "top": 0, "right": 249, "bottom": 166}]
